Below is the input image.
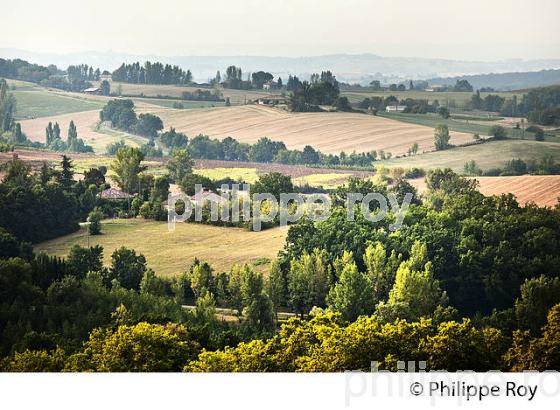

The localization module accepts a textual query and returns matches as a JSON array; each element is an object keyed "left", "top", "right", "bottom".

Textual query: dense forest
[{"left": 1, "top": 149, "right": 560, "bottom": 371}]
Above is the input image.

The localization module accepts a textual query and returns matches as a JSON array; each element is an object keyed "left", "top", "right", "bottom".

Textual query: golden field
[{"left": 34, "top": 219, "right": 288, "bottom": 276}]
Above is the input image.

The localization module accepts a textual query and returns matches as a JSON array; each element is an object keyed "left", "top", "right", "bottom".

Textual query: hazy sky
[{"left": 2, "top": 0, "right": 559, "bottom": 60}]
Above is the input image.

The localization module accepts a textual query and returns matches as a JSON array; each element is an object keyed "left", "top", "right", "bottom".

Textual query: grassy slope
[
  {"left": 342, "top": 89, "right": 523, "bottom": 106},
  {"left": 35, "top": 219, "right": 288, "bottom": 276},
  {"left": 12, "top": 90, "right": 105, "bottom": 119},
  {"left": 131, "top": 97, "right": 225, "bottom": 109},
  {"left": 377, "top": 112, "right": 538, "bottom": 140},
  {"left": 379, "top": 139, "right": 560, "bottom": 173}
]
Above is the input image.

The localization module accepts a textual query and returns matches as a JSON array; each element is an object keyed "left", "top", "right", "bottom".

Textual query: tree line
[
  {"left": 45, "top": 121, "right": 93, "bottom": 153},
  {"left": 0, "top": 58, "right": 51, "bottom": 83},
  {"left": 159, "top": 129, "right": 388, "bottom": 167},
  {"left": 0, "top": 79, "right": 42, "bottom": 149},
  {"left": 112, "top": 61, "right": 193, "bottom": 85}
]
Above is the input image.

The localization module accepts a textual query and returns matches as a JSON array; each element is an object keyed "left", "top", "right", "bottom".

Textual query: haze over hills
[
  {"left": 427, "top": 69, "right": 560, "bottom": 91},
  {"left": 2, "top": 48, "right": 560, "bottom": 86}
]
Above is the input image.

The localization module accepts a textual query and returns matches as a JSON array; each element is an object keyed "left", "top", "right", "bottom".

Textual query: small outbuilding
[
  {"left": 83, "top": 87, "right": 101, "bottom": 94},
  {"left": 385, "top": 105, "right": 407, "bottom": 113}
]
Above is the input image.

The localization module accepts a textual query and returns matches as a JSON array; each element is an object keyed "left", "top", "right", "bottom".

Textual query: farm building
[
  {"left": 263, "top": 81, "right": 278, "bottom": 90},
  {"left": 83, "top": 87, "right": 101, "bottom": 95},
  {"left": 98, "top": 188, "right": 134, "bottom": 199},
  {"left": 256, "top": 96, "right": 288, "bottom": 106},
  {"left": 385, "top": 105, "right": 407, "bottom": 113}
]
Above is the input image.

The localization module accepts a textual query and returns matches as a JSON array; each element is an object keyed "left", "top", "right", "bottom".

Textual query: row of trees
[
  {"left": 0, "top": 79, "right": 39, "bottom": 148},
  {"left": 464, "top": 87, "right": 559, "bottom": 125},
  {"left": 0, "top": 58, "right": 51, "bottom": 83},
  {"left": 67, "top": 64, "right": 101, "bottom": 82},
  {"left": 467, "top": 155, "right": 560, "bottom": 176},
  {"left": 359, "top": 95, "right": 443, "bottom": 114},
  {"left": 4, "top": 302, "right": 559, "bottom": 372},
  {"left": 45, "top": 121, "right": 93, "bottom": 153},
  {"left": 517, "top": 85, "right": 560, "bottom": 125},
  {"left": 112, "top": 61, "right": 193, "bottom": 85},
  {"left": 157, "top": 130, "right": 387, "bottom": 168},
  {"left": 40, "top": 64, "right": 101, "bottom": 92},
  {"left": 186, "top": 304, "right": 560, "bottom": 372}
]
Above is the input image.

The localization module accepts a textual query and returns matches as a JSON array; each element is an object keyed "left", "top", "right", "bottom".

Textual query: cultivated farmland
[
  {"left": 94, "top": 81, "right": 276, "bottom": 104},
  {"left": 7, "top": 79, "right": 106, "bottom": 119},
  {"left": 410, "top": 175, "right": 560, "bottom": 207},
  {"left": 153, "top": 105, "right": 473, "bottom": 155},
  {"left": 475, "top": 175, "right": 560, "bottom": 207},
  {"left": 18, "top": 109, "right": 150, "bottom": 152}
]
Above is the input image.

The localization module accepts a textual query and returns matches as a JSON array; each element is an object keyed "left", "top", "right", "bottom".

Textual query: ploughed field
[
  {"left": 152, "top": 105, "right": 473, "bottom": 155},
  {"left": 475, "top": 175, "right": 560, "bottom": 207},
  {"left": 409, "top": 175, "right": 560, "bottom": 207}
]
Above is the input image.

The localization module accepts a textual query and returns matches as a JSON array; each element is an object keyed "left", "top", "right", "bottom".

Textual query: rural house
[
  {"left": 256, "top": 96, "right": 288, "bottom": 106},
  {"left": 83, "top": 87, "right": 101, "bottom": 95},
  {"left": 98, "top": 187, "right": 134, "bottom": 199},
  {"left": 385, "top": 105, "right": 407, "bottom": 113}
]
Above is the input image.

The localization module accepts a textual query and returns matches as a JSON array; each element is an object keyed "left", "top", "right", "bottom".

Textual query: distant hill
[
  {"left": 427, "top": 69, "right": 560, "bottom": 91},
  {"left": 2, "top": 48, "right": 560, "bottom": 85}
]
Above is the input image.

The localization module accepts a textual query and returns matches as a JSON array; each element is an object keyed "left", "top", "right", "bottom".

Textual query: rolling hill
[{"left": 152, "top": 105, "right": 473, "bottom": 155}]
